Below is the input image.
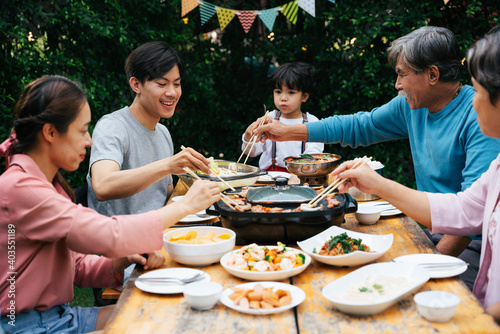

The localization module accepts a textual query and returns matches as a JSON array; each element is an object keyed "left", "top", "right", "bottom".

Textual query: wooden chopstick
[
  {"left": 180, "top": 145, "right": 236, "bottom": 191},
  {"left": 308, "top": 156, "right": 372, "bottom": 207},
  {"left": 238, "top": 109, "right": 269, "bottom": 164},
  {"left": 182, "top": 167, "right": 239, "bottom": 210}
]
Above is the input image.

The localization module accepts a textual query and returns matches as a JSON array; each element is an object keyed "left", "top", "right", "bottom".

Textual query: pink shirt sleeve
[
  {"left": 427, "top": 164, "right": 491, "bottom": 237},
  {"left": 12, "top": 174, "right": 163, "bottom": 257}
]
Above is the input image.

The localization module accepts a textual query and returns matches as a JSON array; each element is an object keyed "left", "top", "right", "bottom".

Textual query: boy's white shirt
[{"left": 240, "top": 110, "right": 324, "bottom": 170}]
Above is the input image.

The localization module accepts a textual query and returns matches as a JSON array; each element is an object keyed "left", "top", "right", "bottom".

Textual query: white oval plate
[
  {"left": 297, "top": 226, "right": 393, "bottom": 267},
  {"left": 358, "top": 201, "right": 402, "bottom": 216},
  {"left": 220, "top": 246, "right": 311, "bottom": 281},
  {"left": 134, "top": 268, "right": 210, "bottom": 294},
  {"left": 322, "top": 262, "right": 430, "bottom": 316},
  {"left": 393, "top": 254, "right": 468, "bottom": 279},
  {"left": 220, "top": 282, "right": 306, "bottom": 315}
]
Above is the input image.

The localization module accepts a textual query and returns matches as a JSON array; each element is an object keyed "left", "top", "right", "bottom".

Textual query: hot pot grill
[
  {"left": 206, "top": 179, "right": 357, "bottom": 245},
  {"left": 284, "top": 153, "right": 342, "bottom": 185}
]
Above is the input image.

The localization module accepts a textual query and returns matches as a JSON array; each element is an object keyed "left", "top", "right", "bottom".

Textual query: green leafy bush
[{"left": 1, "top": 0, "right": 498, "bottom": 189}]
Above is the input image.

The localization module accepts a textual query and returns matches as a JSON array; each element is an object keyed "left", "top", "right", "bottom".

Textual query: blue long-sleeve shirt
[{"left": 307, "top": 85, "right": 500, "bottom": 194}]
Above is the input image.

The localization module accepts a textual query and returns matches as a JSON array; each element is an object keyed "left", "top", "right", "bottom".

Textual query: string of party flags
[
  {"left": 181, "top": 0, "right": 453, "bottom": 34},
  {"left": 181, "top": 0, "right": 331, "bottom": 33}
]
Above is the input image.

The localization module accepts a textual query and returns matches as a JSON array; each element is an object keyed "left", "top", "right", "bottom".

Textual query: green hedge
[{"left": 1, "top": 0, "right": 498, "bottom": 189}]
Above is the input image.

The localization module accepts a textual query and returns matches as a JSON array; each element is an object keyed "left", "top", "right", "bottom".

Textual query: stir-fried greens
[{"left": 313, "top": 233, "right": 372, "bottom": 256}]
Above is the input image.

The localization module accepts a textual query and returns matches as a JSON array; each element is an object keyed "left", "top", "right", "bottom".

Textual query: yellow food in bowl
[{"left": 169, "top": 231, "right": 232, "bottom": 244}]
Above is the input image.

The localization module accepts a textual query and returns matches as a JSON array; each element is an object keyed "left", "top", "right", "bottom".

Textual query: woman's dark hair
[
  {"left": 387, "top": 26, "right": 462, "bottom": 82},
  {"left": 467, "top": 25, "right": 500, "bottom": 106},
  {"left": 125, "top": 41, "right": 185, "bottom": 86},
  {"left": 13, "top": 75, "right": 87, "bottom": 202},
  {"left": 268, "top": 62, "right": 316, "bottom": 95}
]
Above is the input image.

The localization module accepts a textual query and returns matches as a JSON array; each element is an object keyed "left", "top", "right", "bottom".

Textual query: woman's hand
[
  {"left": 182, "top": 180, "right": 221, "bottom": 214},
  {"left": 112, "top": 251, "right": 166, "bottom": 275},
  {"left": 331, "top": 160, "right": 385, "bottom": 195}
]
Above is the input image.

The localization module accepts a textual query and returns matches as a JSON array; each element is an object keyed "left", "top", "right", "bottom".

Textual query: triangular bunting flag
[
  {"left": 200, "top": 1, "right": 216, "bottom": 25},
  {"left": 181, "top": 0, "right": 199, "bottom": 17},
  {"left": 216, "top": 7, "right": 236, "bottom": 30},
  {"left": 444, "top": 0, "right": 450, "bottom": 3},
  {"left": 328, "top": 0, "right": 336, "bottom": 3},
  {"left": 237, "top": 10, "right": 257, "bottom": 33},
  {"left": 298, "top": 0, "right": 315, "bottom": 17},
  {"left": 259, "top": 8, "right": 279, "bottom": 32},
  {"left": 281, "top": 1, "right": 299, "bottom": 25}
]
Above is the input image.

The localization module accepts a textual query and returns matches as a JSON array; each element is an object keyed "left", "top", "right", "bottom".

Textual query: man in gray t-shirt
[
  {"left": 87, "top": 42, "right": 213, "bottom": 284},
  {"left": 87, "top": 106, "right": 174, "bottom": 215}
]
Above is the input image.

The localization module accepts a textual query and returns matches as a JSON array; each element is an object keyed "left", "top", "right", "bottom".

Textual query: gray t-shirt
[{"left": 86, "top": 106, "right": 173, "bottom": 216}]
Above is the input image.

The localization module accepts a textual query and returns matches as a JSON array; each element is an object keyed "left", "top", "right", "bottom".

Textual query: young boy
[{"left": 241, "top": 62, "right": 324, "bottom": 172}]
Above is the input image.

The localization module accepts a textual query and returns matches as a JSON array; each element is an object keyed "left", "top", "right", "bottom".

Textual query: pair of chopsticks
[
  {"left": 182, "top": 167, "right": 241, "bottom": 210},
  {"left": 307, "top": 156, "right": 372, "bottom": 208},
  {"left": 180, "top": 145, "right": 235, "bottom": 191},
  {"left": 237, "top": 105, "right": 269, "bottom": 165}
]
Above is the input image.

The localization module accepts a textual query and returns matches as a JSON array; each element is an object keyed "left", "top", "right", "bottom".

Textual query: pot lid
[{"left": 246, "top": 179, "right": 316, "bottom": 204}]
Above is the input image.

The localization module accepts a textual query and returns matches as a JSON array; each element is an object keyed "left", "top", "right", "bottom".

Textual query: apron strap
[
  {"left": 271, "top": 111, "right": 308, "bottom": 169},
  {"left": 271, "top": 111, "right": 282, "bottom": 170},
  {"left": 301, "top": 112, "right": 308, "bottom": 154}
]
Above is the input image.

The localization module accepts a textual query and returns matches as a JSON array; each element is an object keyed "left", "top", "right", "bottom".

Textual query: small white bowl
[
  {"left": 183, "top": 281, "right": 223, "bottom": 310},
  {"left": 414, "top": 291, "right": 460, "bottom": 322},
  {"left": 355, "top": 206, "right": 381, "bottom": 224},
  {"left": 163, "top": 227, "right": 236, "bottom": 266}
]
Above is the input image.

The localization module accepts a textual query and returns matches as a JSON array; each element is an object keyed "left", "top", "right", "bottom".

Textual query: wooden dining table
[{"left": 103, "top": 177, "right": 500, "bottom": 334}]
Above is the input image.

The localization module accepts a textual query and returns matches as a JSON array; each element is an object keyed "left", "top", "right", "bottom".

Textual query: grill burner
[{"left": 298, "top": 174, "right": 329, "bottom": 185}]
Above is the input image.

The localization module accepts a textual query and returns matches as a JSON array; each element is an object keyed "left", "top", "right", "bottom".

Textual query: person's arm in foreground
[
  {"left": 252, "top": 116, "right": 310, "bottom": 143},
  {"left": 332, "top": 161, "right": 432, "bottom": 227},
  {"left": 91, "top": 147, "right": 212, "bottom": 201}
]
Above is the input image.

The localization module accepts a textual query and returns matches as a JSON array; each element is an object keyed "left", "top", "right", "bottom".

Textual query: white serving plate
[
  {"left": 219, "top": 246, "right": 311, "bottom": 281},
  {"left": 297, "top": 226, "right": 393, "bottom": 267},
  {"left": 358, "top": 201, "right": 402, "bottom": 216},
  {"left": 393, "top": 254, "right": 468, "bottom": 279},
  {"left": 134, "top": 268, "right": 210, "bottom": 294},
  {"left": 322, "top": 262, "right": 430, "bottom": 315},
  {"left": 220, "top": 281, "right": 306, "bottom": 315}
]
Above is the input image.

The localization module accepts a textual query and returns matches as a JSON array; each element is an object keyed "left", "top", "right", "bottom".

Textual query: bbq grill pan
[{"left": 206, "top": 185, "right": 357, "bottom": 245}]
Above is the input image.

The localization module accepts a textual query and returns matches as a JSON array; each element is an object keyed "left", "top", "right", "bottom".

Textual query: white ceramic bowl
[
  {"left": 219, "top": 246, "right": 311, "bottom": 281},
  {"left": 163, "top": 227, "right": 236, "bottom": 266},
  {"left": 297, "top": 226, "right": 393, "bottom": 267},
  {"left": 414, "top": 291, "right": 460, "bottom": 322},
  {"left": 183, "top": 281, "right": 223, "bottom": 310},
  {"left": 355, "top": 206, "right": 382, "bottom": 224},
  {"left": 322, "top": 262, "right": 430, "bottom": 315}
]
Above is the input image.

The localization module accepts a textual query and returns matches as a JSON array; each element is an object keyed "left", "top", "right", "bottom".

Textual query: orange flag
[{"left": 182, "top": 0, "right": 199, "bottom": 17}]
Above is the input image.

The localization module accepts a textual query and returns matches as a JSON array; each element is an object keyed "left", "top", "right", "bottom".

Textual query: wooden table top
[{"left": 103, "top": 178, "right": 500, "bottom": 334}]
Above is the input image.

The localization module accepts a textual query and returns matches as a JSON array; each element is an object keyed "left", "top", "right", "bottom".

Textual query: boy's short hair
[
  {"left": 268, "top": 62, "right": 316, "bottom": 94},
  {"left": 125, "top": 41, "right": 185, "bottom": 85}
]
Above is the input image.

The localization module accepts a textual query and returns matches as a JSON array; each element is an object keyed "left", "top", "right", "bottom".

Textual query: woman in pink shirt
[
  {"left": 0, "top": 76, "right": 220, "bottom": 333},
  {"left": 332, "top": 26, "right": 500, "bottom": 323}
]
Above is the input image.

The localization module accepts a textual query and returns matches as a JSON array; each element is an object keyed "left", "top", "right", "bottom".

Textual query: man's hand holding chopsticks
[{"left": 165, "top": 146, "right": 212, "bottom": 175}]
